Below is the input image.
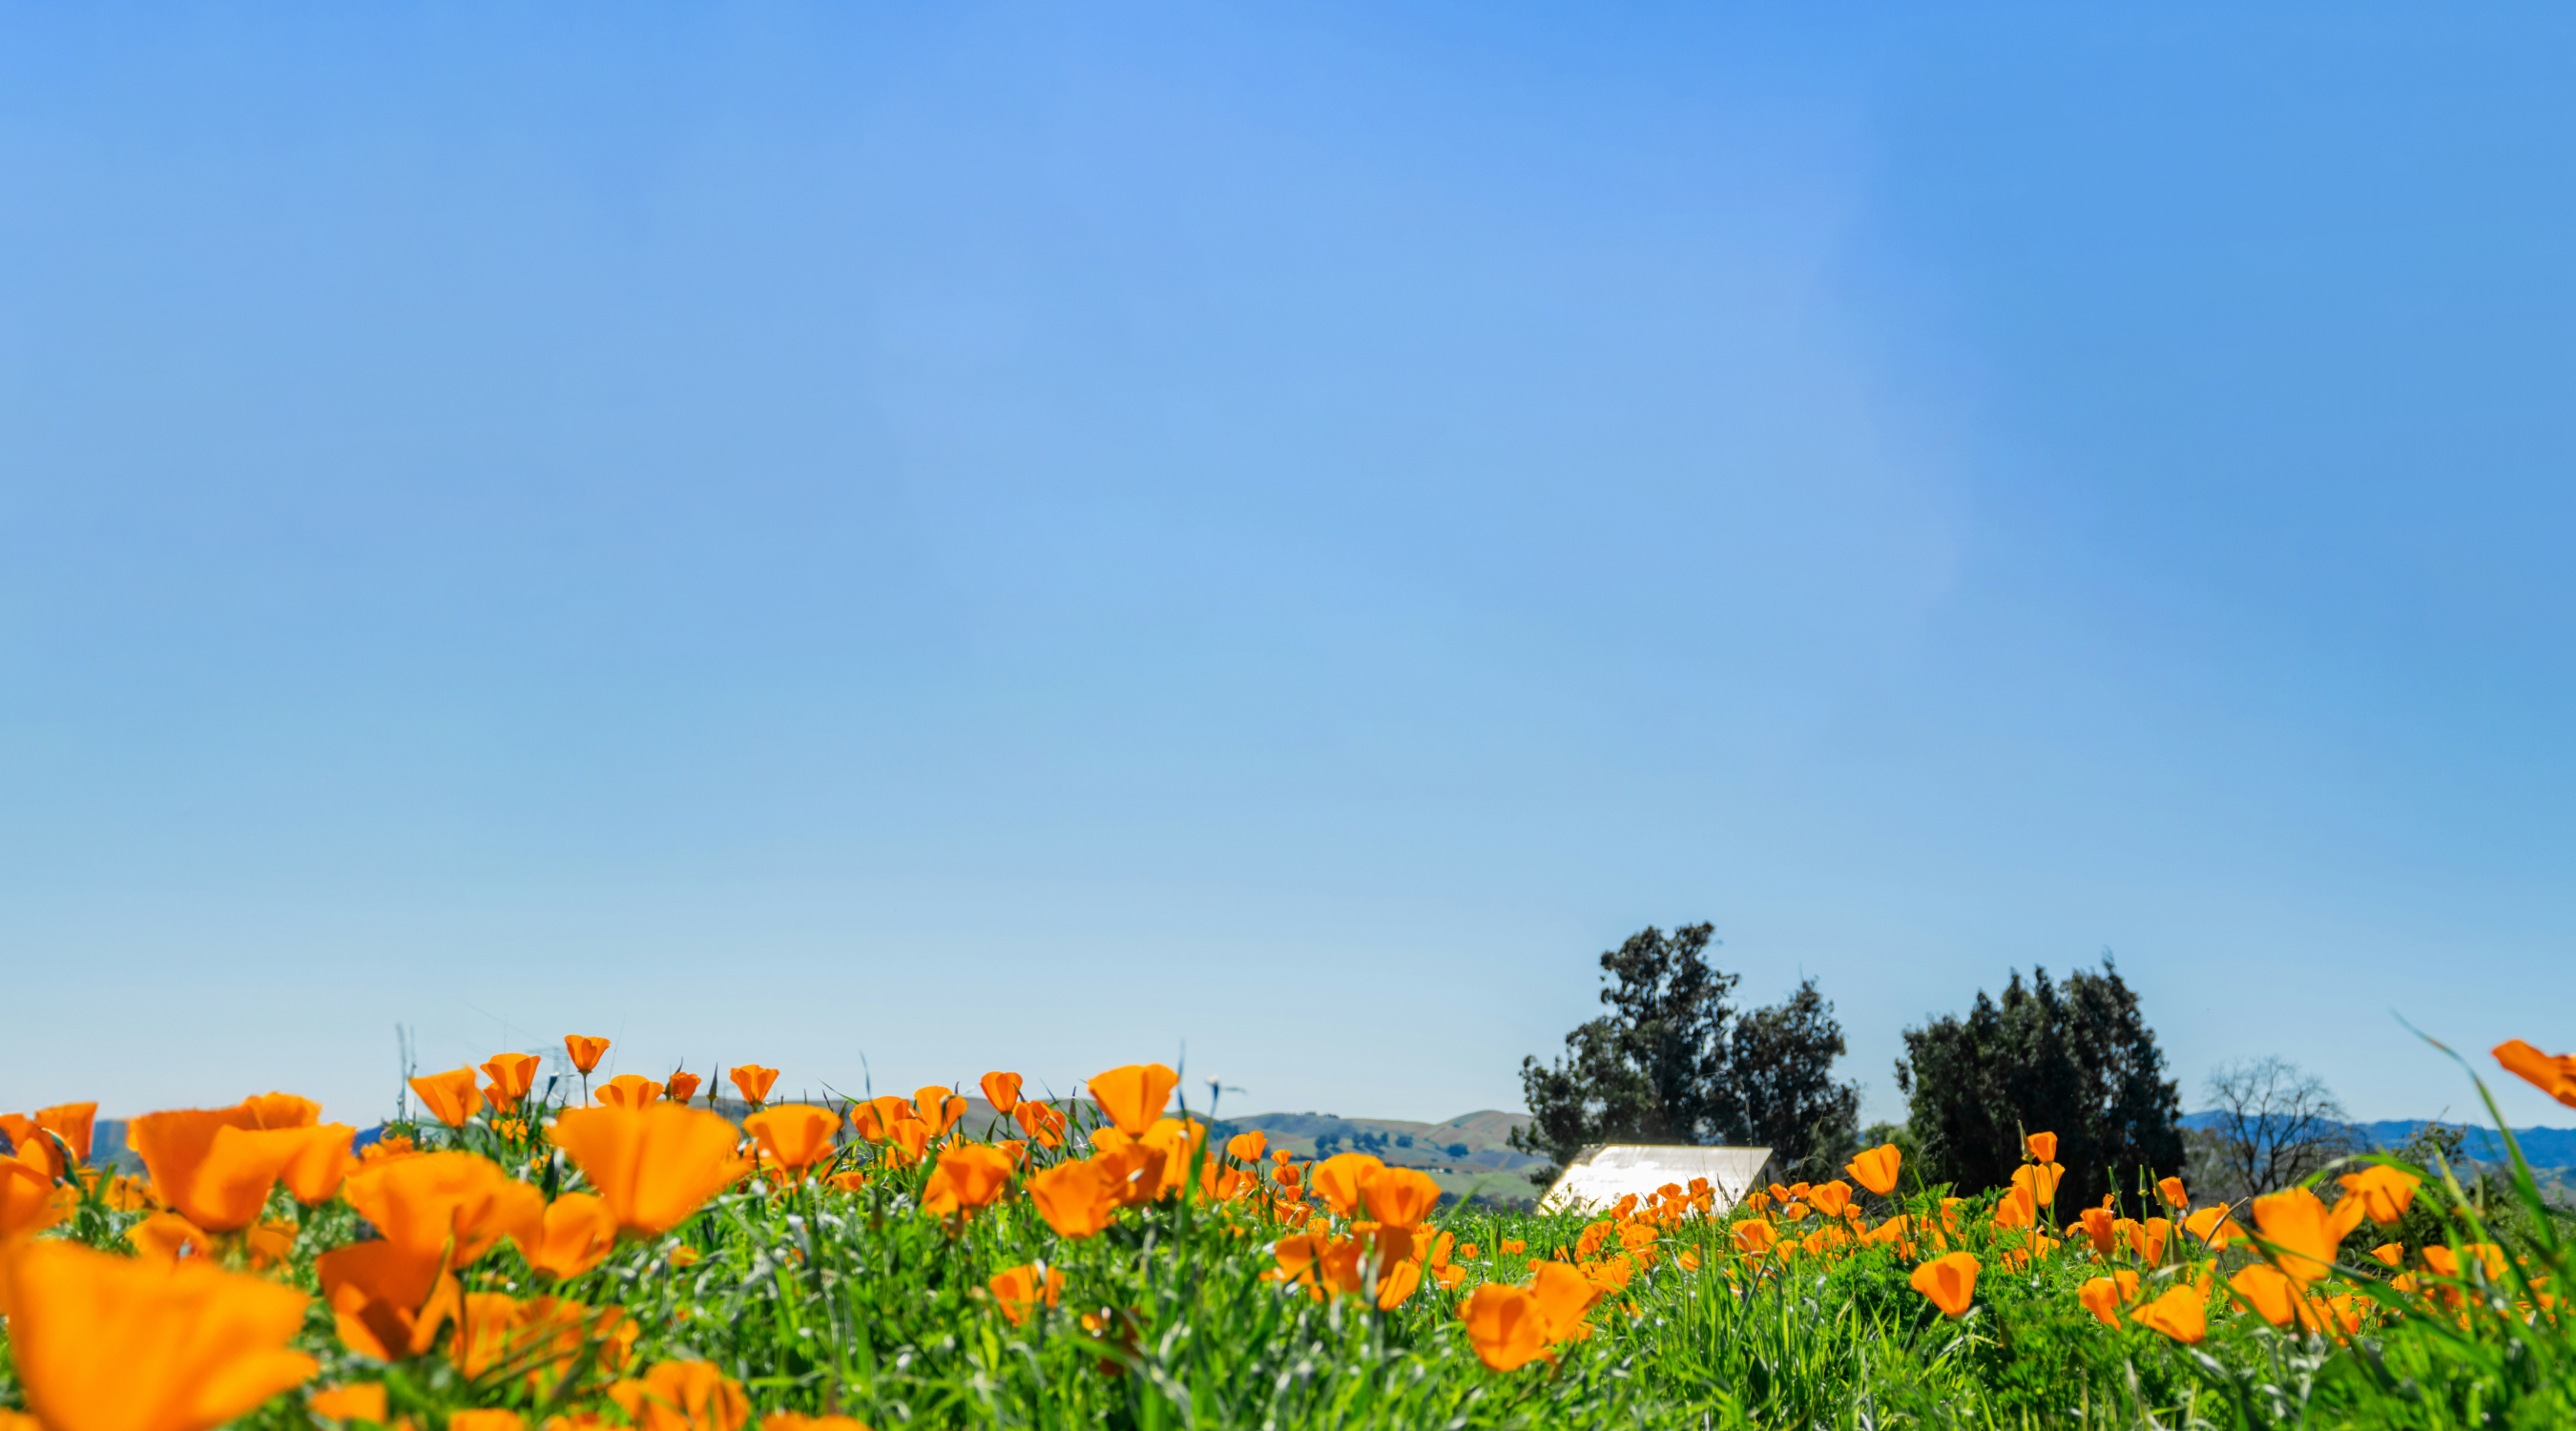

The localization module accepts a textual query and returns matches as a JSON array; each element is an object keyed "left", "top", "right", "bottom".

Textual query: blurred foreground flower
[
  {"left": 2132, "top": 1286, "right": 2207, "bottom": 1343},
  {"left": 554, "top": 1105, "right": 754, "bottom": 1235},
  {"left": 2, "top": 1239, "right": 317, "bottom": 1431},
  {"left": 610, "top": 1360, "right": 750, "bottom": 1431},
  {"left": 2493, "top": 1040, "right": 2576, "bottom": 1109}
]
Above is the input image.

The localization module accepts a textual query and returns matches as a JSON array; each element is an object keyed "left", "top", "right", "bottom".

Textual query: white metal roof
[{"left": 1536, "top": 1144, "right": 1775, "bottom": 1216}]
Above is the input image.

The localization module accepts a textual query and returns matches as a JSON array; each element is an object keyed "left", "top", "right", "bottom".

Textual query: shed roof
[{"left": 1536, "top": 1144, "right": 1774, "bottom": 1216}]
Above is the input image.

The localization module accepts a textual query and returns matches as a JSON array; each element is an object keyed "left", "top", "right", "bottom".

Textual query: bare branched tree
[{"left": 2191, "top": 1057, "right": 2361, "bottom": 1201}]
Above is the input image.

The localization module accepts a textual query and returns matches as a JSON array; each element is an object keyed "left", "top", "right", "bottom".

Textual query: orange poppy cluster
[
  {"left": 2, "top": 1035, "right": 2571, "bottom": 1431},
  {"left": 1847, "top": 1039, "right": 2576, "bottom": 1348},
  {"left": 0, "top": 1036, "right": 857, "bottom": 1431},
  {"left": 1456, "top": 1180, "right": 1719, "bottom": 1371}
]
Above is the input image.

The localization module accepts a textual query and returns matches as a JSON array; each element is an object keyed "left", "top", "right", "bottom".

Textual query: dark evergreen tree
[
  {"left": 1894, "top": 958, "right": 2183, "bottom": 1211},
  {"left": 1511, "top": 925, "right": 1859, "bottom": 1180},
  {"left": 1715, "top": 977, "right": 1862, "bottom": 1176}
]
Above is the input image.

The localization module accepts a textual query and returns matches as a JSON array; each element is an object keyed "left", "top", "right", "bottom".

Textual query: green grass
[{"left": 5, "top": 1062, "right": 2573, "bottom": 1431}]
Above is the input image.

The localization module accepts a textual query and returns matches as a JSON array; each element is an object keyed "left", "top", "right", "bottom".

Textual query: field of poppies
[{"left": 2, "top": 1036, "right": 2573, "bottom": 1431}]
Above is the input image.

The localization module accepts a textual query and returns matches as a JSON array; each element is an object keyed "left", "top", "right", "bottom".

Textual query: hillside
[{"left": 1216, "top": 1110, "right": 1548, "bottom": 1206}]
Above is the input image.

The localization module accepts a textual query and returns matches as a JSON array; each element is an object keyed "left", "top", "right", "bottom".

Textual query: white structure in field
[{"left": 1537, "top": 1144, "right": 1775, "bottom": 1217}]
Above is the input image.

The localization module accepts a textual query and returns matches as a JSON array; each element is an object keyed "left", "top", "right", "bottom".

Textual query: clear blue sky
[{"left": 5, "top": 4, "right": 2571, "bottom": 1131}]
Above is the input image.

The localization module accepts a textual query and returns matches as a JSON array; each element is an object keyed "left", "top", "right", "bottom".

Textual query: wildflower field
[{"left": 3, "top": 1038, "right": 2574, "bottom": 1431}]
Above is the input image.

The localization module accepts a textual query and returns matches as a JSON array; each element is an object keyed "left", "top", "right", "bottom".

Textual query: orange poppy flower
[
  {"left": 0, "top": 1114, "right": 60, "bottom": 1181},
  {"left": 729, "top": 1066, "right": 781, "bottom": 1107},
  {"left": 551, "top": 1105, "right": 755, "bottom": 1236},
  {"left": 357, "top": 1134, "right": 420, "bottom": 1168},
  {"left": 317, "top": 1240, "right": 461, "bottom": 1363},
  {"left": 745, "top": 1106, "right": 841, "bottom": 1181},
  {"left": 596, "top": 1075, "right": 667, "bottom": 1110},
  {"left": 1, "top": 1239, "right": 318, "bottom": 1431},
  {"left": 343, "top": 1151, "right": 546, "bottom": 1272},
  {"left": 1308, "top": 1152, "right": 1383, "bottom": 1218},
  {"left": 1807, "top": 1180, "right": 1855, "bottom": 1219},
  {"left": 1845, "top": 1144, "right": 1901, "bottom": 1196},
  {"left": 2229, "top": 1263, "right": 2315, "bottom": 1329},
  {"left": 2120, "top": 1216, "right": 2171, "bottom": 1266},
  {"left": 450, "top": 1293, "right": 624, "bottom": 1396},
  {"left": 1086, "top": 1065, "right": 1179, "bottom": 1138},
  {"left": 1091, "top": 1143, "right": 1170, "bottom": 1208},
  {"left": 277, "top": 1124, "right": 360, "bottom": 1205},
  {"left": 530, "top": 1296, "right": 636, "bottom": 1384},
  {"left": 308, "top": 1384, "right": 388, "bottom": 1424},
  {"left": 913, "top": 1088, "right": 967, "bottom": 1137},
  {"left": 450, "top": 1291, "right": 526, "bottom": 1378},
  {"left": 482, "top": 1055, "right": 542, "bottom": 1110},
  {"left": 126, "top": 1211, "right": 214, "bottom": 1265},
  {"left": 2074, "top": 1206, "right": 2115, "bottom": 1257},
  {"left": 1028, "top": 1161, "right": 1117, "bottom": 1238},
  {"left": 2184, "top": 1204, "right": 2242, "bottom": 1248},
  {"left": 883, "top": 1118, "right": 933, "bottom": 1168},
  {"left": 1909, "top": 1251, "right": 1979, "bottom": 1317},
  {"left": 2025, "top": 1131, "right": 2057, "bottom": 1163},
  {"left": 2338, "top": 1165, "right": 2420, "bottom": 1226},
  {"left": 1268, "top": 1233, "right": 1367, "bottom": 1297},
  {"left": 0, "top": 1153, "right": 72, "bottom": 1239},
  {"left": 2156, "top": 1176, "right": 2189, "bottom": 1209},
  {"left": 923, "top": 1145, "right": 1015, "bottom": 1217},
  {"left": 980, "top": 1071, "right": 1024, "bottom": 1114},
  {"left": 2077, "top": 1273, "right": 2137, "bottom": 1326},
  {"left": 1375, "top": 1256, "right": 1423, "bottom": 1310},
  {"left": 666, "top": 1071, "right": 703, "bottom": 1105},
  {"left": 409, "top": 1068, "right": 486, "bottom": 1128},
  {"left": 1226, "top": 1130, "right": 1268, "bottom": 1163},
  {"left": 1462, "top": 1284, "right": 1551, "bottom": 1371},
  {"left": 127, "top": 1109, "right": 312, "bottom": 1233},
  {"left": 2494, "top": 1040, "right": 2576, "bottom": 1109},
  {"left": 987, "top": 1263, "right": 1064, "bottom": 1325},
  {"left": 1526, "top": 1260, "right": 1601, "bottom": 1341},
  {"left": 608, "top": 1360, "right": 750, "bottom": 1431},
  {"left": 238, "top": 1093, "right": 321, "bottom": 1130},
  {"left": 845, "top": 1096, "right": 906, "bottom": 1142},
  {"left": 2009, "top": 1160, "right": 2063, "bottom": 1210},
  {"left": 1358, "top": 1166, "right": 1441, "bottom": 1229},
  {"left": 1993, "top": 1185, "right": 2036, "bottom": 1231},
  {"left": 32, "top": 1103, "right": 98, "bottom": 1166},
  {"left": 2252, "top": 1187, "right": 2364, "bottom": 1284},
  {"left": 449, "top": 1412, "right": 525, "bottom": 1431},
  {"left": 1012, "top": 1102, "right": 1067, "bottom": 1150},
  {"left": 2423, "top": 1241, "right": 2507, "bottom": 1285},
  {"left": 758, "top": 1417, "right": 870, "bottom": 1431},
  {"left": 527, "top": 1193, "right": 621, "bottom": 1279},
  {"left": 2131, "top": 1285, "right": 2207, "bottom": 1343},
  {"left": 565, "top": 1036, "right": 613, "bottom": 1075}
]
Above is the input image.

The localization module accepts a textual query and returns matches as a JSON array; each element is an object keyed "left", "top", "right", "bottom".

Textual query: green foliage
[
  {"left": 1513, "top": 923, "right": 1860, "bottom": 1180},
  {"left": 1721, "top": 978, "right": 1862, "bottom": 1178},
  {"left": 1896, "top": 957, "right": 2184, "bottom": 1207},
  {"left": 1513, "top": 923, "right": 1737, "bottom": 1177},
  {"left": 10, "top": 1089, "right": 2576, "bottom": 1430}
]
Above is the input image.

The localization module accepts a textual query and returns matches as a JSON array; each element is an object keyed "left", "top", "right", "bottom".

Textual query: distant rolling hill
[
  {"left": 2181, "top": 1112, "right": 2576, "bottom": 1169},
  {"left": 1217, "top": 1110, "right": 1548, "bottom": 1206}
]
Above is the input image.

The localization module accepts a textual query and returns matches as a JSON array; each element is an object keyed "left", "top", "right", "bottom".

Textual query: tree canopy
[
  {"left": 1894, "top": 958, "right": 2182, "bottom": 1211},
  {"left": 1511, "top": 923, "right": 1859, "bottom": 1180}
]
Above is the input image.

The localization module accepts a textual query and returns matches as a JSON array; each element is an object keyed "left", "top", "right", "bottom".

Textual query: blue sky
[{"left": 4, "top": 4, "right": 2570, "bottom": 1131}]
